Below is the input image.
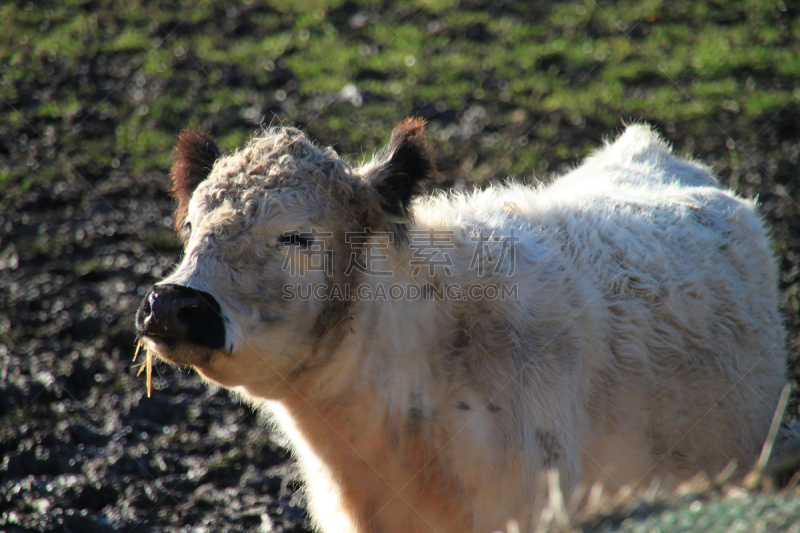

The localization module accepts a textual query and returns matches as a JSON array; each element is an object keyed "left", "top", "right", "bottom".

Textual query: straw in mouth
[{"left": 133, "top": 339, "right": 153, "bottom": 398}]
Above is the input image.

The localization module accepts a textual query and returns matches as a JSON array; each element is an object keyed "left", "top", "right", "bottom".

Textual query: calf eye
[{"left": 278, "top": 232, "right": 313, "bottom": 249}]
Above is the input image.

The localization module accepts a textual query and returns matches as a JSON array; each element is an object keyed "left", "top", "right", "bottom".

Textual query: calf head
[{"left": 136, "top": 119, "right": 435, "bottom": 396}]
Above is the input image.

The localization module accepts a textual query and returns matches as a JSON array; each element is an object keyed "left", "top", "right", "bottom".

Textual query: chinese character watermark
[
  {"left": 280, "top": 227, "right": 520, "bottom": 279},
  {"left": 282, "top": 282, "right": 519, "bottom": 302},
  {"left": 469, "top": 228, "right": 518, "bottom": 276},
  {"left": 408, "top": 229, "right": 455, "bottom": 276},
  {"left": 344, "top": 229, "right": 394, "bottom": 277},
  {"left": 281, "top": 228, "right": 333, "bottom": 277}
]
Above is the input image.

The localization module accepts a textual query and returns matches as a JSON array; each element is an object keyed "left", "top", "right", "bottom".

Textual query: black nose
[{"left": 136, "top": 284, "right": 226, "bottom": 349}]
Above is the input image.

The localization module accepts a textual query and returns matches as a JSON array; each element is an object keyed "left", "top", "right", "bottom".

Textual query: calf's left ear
[
  {"left": 359, "top": 118, "right": 436, "bottom": 231},
  {"left": 170, "top": 126, "right": 221, "bottom": 238}
]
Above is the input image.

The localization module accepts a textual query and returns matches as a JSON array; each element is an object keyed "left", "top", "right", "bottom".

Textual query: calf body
[{"left": 137, "top": 121, "right": 786, "bottom": 532}]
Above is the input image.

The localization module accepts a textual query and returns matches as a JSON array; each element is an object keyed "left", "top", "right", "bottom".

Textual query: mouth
[
  {"left": 137, "top": 334, "right": 201, "bottom": 362},
  {"left": 139, "top": 334, "right": 179, "bottom": 351},
  {"left": 134, "top": 335, "right": 222, "bottom": 396},
  {"left": 133, "top": 335, "right": 189, "bottom": 398}
]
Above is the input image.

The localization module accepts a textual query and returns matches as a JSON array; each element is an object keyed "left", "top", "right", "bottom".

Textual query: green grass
[
  {"left": 145, "top": 228, "right": 182, "bottom": 251},
  {"left": 2, "top": 0, "right": 798, "bottom": 188},
  {"left": 615, "top": 490, "right": 800, "bottom": 532}
]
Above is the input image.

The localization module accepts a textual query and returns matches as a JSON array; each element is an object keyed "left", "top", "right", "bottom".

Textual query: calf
[{"left": 136, "top": 120, "right": 787, "bottom": 532}]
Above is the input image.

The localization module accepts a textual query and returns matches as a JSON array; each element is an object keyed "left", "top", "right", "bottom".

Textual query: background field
[{"left": 1, "top": 0, "right": 799, "bottom": 531}]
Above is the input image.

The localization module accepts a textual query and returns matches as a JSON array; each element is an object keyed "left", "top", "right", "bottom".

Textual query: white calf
[{"left": 137, "top": 120, "right": 787, "bottom": 532}]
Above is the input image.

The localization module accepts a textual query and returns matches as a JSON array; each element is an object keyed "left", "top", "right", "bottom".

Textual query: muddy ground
[{"left": 2, "top": 2, "right": 800, "bottom": 532}]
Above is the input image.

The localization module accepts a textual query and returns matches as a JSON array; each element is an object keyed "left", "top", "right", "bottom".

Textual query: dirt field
[{"left": 1, "top": 1, "right": 799, "bottom": 531}]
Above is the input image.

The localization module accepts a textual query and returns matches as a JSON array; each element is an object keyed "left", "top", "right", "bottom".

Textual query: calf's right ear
[
  {"left": 169, "top": 126, "right": 221, "bottom": 239},
  {"left": 357, "top": 118, "right": 436, "bottom": 240}
]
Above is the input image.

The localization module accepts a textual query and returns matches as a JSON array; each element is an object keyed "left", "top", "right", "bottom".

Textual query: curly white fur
[{"left": 156, "top": 124, "right": 787, "bottom": 533}]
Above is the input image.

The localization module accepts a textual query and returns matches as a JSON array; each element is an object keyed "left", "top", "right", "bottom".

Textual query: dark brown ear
[
  {"left": 362, "top": 118, "right": 435, "bottom": 237},
  {"left": 170, "top": 126, "right": 221, "bottom": 238}
]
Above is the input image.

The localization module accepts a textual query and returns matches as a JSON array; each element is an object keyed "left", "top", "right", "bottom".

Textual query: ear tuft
[
  {"left": 372, "top": 118, "right": 435, "bottom": 225},
  {"left": 170, "top": 126, "right": 221, "bottom": 234}
]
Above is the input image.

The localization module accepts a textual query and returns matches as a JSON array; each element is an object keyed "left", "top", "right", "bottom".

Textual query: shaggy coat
[{"left": 137, "top": 120, "right": 787, "bottom": 533}]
